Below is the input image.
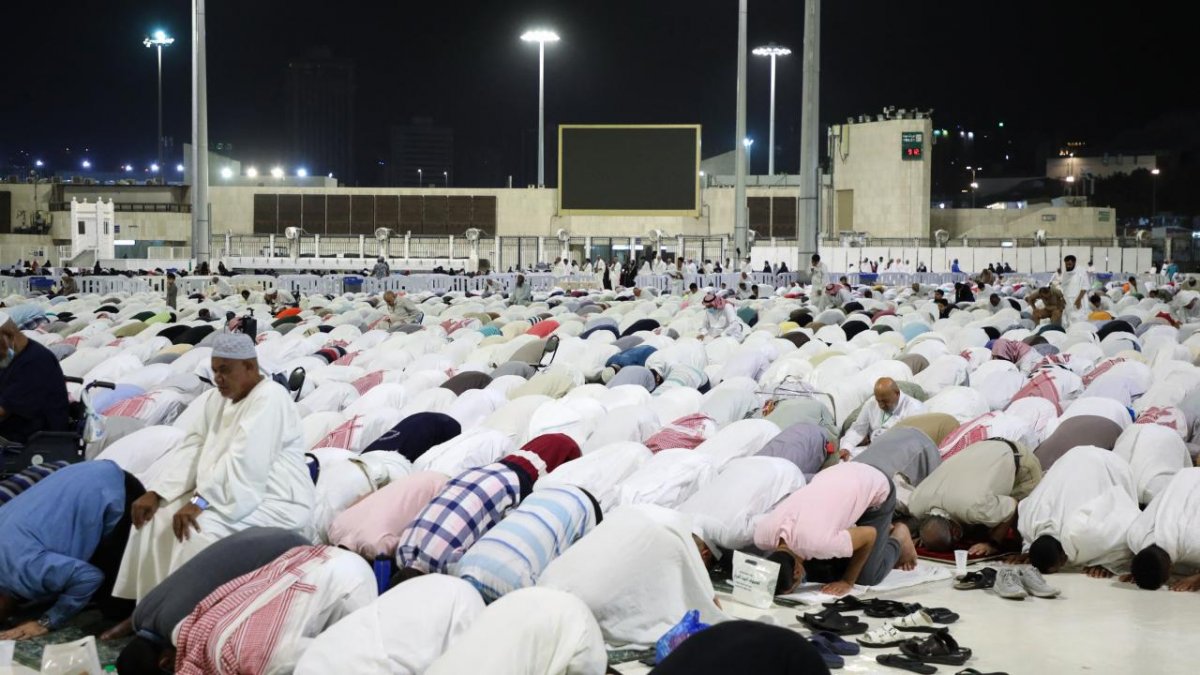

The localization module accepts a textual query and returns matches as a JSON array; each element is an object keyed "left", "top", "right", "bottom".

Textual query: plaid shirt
[{"left": 395, "top": 464, "right": 522, "bottom": 574}]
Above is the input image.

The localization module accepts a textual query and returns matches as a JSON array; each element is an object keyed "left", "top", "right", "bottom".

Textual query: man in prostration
[
  {"left": 1017, "top": 446, "right": 1140, "bottom": 577},
  {"left": 839, "top": 378, "right": 926, "bottom": 458},
  {"left": 909, "top": 438, "right": 1043, "bottom": 556},
  {"left": 1124, "top": 468, "right": 1200, "bottom": 592},
  {"left": 110, "top": 333, "right": 314, "bottom": 611},
  {"left": 0, "top": 461, "right": 144, "bottom": 640},
  {"left": 755, "top": 462, "right": 918, "bottom": 597}
]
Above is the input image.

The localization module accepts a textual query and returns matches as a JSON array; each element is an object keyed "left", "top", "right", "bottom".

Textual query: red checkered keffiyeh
[
  {"left": 1081, "top": 357, "right": 1125, "bottom": 386},
  {"left": 1009, "top": 372, "right": 1062, "bottom": 414},
  {"left": 938, "top": 413, "right": 994, "bottom": 459},
  {"left": 176, "top": 546, "right": 330, "bottom": 675},
  {"left": 644, "top": 413, "right": 714, "bottom": 453},
  {"left": 103, "top": 392, "right": 156, "bottom": 418},
  {"left": 1135, "top": 406, "right": 1185, "bottom": 434},
  {"left": 1032, "top": 353, "right": 1071, "bottom": 373},
  {"left": 331, "top": 352, "right": 360, "bottom": 366},
  {"left": 351, "top": 371, "right": 384, "bottom": 395},
  {"left": 313, "top": 415, "right": 362, "bottom": 450}
]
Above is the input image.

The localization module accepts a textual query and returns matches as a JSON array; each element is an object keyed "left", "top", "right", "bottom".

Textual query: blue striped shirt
[{"left": 454, "top": 486, "right": 597, "bottom": 603}]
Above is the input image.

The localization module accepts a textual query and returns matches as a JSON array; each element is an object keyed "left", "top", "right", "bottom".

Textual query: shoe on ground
[
  {"left": 994, "top": 567, "right": 1027, "bottom": 600},
  {"left": 1019, "top": 565, "right": 1061, "bottom": 598}
]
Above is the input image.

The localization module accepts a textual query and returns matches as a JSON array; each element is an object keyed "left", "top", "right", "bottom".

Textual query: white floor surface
[{"left": 616, "top": 564, "right": 1198, "bottom": 674}]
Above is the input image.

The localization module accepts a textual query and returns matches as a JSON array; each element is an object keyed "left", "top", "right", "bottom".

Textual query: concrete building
[
  {"left": 285, "top": 49, "right": 355, "bottom": 184},
  {"left": 389, "top": 118, "right": 454, "bottom": 188},
  {"left": 1046, "top": 154, "right": 1158, "bottom": 180},
  {"left": 828, "top": 115, "right": 933, "bottom": 239}
]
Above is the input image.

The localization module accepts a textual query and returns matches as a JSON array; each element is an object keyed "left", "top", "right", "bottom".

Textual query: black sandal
[
  {"left": 798, "top": 609, "right": 869, "bottom": 636},
  {"left": 954, "top": 567, "right": 997, "bottom": 590},
  {"left": 864, "top": 599, "right": 923, "bottom": 618},
  {"left": 926, "top": 607, "right": 961, "bottom": 624},
  {"left": 877, "top": 654, "right": 938, "bottom": 674},
  {"left": 821, "top": 594, "right": 870, "bottom": 612},
  {"left": 900, "top": 629, "right": 973, "bottom": 666}
]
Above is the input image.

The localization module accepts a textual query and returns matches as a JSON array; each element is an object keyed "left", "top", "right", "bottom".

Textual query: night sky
[{"left": 2, "top": 1, "right": 1196, "bottom": 186}]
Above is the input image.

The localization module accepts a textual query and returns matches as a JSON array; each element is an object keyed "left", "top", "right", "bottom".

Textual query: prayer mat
[
  {"left": 917, "top": 547, "right": 1007, "bottom": 564},
  {"left": 9, "top": 609, "right": 129, "bottom": 670},
  {"left": 607, "top": 647, "right": 656, "bottom": 666}
]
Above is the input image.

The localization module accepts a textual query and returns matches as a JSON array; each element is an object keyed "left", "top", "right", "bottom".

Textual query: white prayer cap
[{"left": 211, "top": 332, "right": 258, "bottom": 360}]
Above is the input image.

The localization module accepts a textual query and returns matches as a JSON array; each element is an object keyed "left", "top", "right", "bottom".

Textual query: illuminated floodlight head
[
  {"left": 220, "top": 167, "right": 233, "bottom": 179},
  {"left": 521, "top": 29, "right": 560, "bottom": 43},
  {"left": 297, "top": 168, "right": 308, "bottom": 178},
  {"left": 175, "top": 164, "right": 184, "bottom": 172},
  {"left": 144, "top": 30, "right": 175, "bottom": 48},
  {"left": 270, "top": 167, "right": 284, "bottom": 179},
  {"left": 246, "top": 167, "right": 258, "bottom": 178},
  {"left": 150, "top": 163, "right": 160, "bottom": 172},
  {"left": 752, "top": 44, "right": 792, "bottom": 57}
]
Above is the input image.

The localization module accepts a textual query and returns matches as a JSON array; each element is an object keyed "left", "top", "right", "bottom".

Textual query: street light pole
[
  {"left": 1151, "top": 168, "right": 1161, "bottom": 218},
  {"left": 752, "top": 44, "right": 791, "bottom": 177},
  {"left": 144, "top": 30, "right": 175, "bottom": 183},
  {"left": 191, "top": 0, "right": 211, "bottom": 265},
  {"left": 417, "top": 168, "right": 423, "bottom": 188},
  {"left": 733, "top": 0, "right": 749, "bottom": 257},
  {"left": 521, "top": 29, "right": 560, "bottom": 188}
]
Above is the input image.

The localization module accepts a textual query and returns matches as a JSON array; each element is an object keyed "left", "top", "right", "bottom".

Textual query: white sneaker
[
  {"left": 994, "top": 567, "right": 1028, "bottom": 600},
  {"left": 1020, "top": 566, "right": 1061, "bottom": 598}
]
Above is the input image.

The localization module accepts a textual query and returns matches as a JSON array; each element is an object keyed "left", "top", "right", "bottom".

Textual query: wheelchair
[{"left": 0, "top": 377, "right": 114, "bottom": 479}]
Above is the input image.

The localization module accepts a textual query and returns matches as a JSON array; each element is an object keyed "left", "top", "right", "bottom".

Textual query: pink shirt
[
  {"left": 753, "top": 462, "right": 890, "bottom": 559},
  {"left": 328, "top": 470, "right": 449, "bottom": 558}
]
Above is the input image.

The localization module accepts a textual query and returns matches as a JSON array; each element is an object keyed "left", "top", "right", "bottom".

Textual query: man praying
[{"left": 839, "top": 377, "right": 926, "bottom": 458}]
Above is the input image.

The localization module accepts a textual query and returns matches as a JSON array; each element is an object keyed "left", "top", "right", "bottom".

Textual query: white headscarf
[
  {"left": 537, "top": 505, "right": 728, "bottom": 647},
  {"left": 295, "top": 574, "right": 484, "bottom": 675},
  {"left": 535, "top": 441, "right": 653, "bottom": 511}
]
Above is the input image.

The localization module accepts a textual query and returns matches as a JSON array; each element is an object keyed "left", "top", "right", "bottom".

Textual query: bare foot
[
  {"left": 1118, "top": 573, "right": 1135, "bottom": 584},
  {"left": 1084, "top": 566, "right": 1114, "bottom": 579},
  {"left": 99, "top": 616, "right": 133, "bottom": 641},
  {"left": 1168, "top": 573, "right": 1200, "bottom": 592},
  {"left": 892, "top": 521, "right": 918, "bottom": 571}
]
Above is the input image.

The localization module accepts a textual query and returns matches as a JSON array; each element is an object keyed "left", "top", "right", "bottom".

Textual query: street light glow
[
  {"left": 220, "top": 167, "right": 233, "bottom": 179},
  {"left": 144, "top": 30, "right": 175, "bottom": 48},
  {"left": 1064, "top": 176, "right": 1075, "bottom": 183},
  {"left": 34, "top": 160, "right": 44, "bottom": 167},
  {"left": 270, "top": 167, "right": 284, "bottom": 179},
  {"left": 176, "top": 164, "right": 184, "bottom": 172},
  {"left": 297, "top": 168, "right": 308, "bottom": 178},
  {"left": 743, "top": 138, "right": 754, "bottom": 147},
  {"left": 520, "top": 29, "right": 560, "bottom": 43},
  {"left": 246, "top": 167, "right": 258, "bottom": 178},
  {"left": 81, "top": 159, "right": 91, "bottom": 169},
  {"left": 150, "top": 163, "right": 160, "bottom": 172},
  {"left": 752, "top": 44, "right": 792, "bottom": 57},
  {"left": 1151, "top": 168, "right": 1161, "bottom": 175}
]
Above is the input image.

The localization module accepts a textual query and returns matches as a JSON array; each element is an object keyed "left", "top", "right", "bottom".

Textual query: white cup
[{"left": 954, "top": 549, "right": 969, "bottom": 576}]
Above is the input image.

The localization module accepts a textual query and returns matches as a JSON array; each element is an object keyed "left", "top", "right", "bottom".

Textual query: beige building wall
[
  {"left": 931, "top": 205, "right": 1117, "bottom": 240},
  {"left": 830, "top": 117, "right": 933, "bottom": 239}
]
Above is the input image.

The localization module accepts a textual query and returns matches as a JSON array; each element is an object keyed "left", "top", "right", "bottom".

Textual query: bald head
[{"left": 874, "top": 377, "right": 901, "bottom": 413}]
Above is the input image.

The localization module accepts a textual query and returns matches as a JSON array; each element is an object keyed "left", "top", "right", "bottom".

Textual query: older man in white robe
[
  {"left": 1017, "top": 446, "right": 1140, "bottom": 576},
  {"left": 839, "top": 378, "right": 926, "bottom": 458},
  {"left": 111, "top": 334, "right": 314, "bottom": 607}
]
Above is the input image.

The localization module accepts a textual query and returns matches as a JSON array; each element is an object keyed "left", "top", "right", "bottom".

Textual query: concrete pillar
[
  {"left": 733, "top": 0, "right": 749, "bottom": 257},
  {"left": 191, "top": 0, "right": 211, "bottom": 264},
  {"left": 798, "top": 0, "right": 821, "bottom": 260}
]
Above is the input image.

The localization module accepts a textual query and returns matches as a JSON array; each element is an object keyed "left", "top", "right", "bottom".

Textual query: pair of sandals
[
  {"left": 857, "top": 610, "right": 943, "bottom": 648},
  {"left": 874, "top": 629, "right": 973, "bottom": 673},
  {"left": 807, "top": 631, "right": 859, "bottom": 669},
  {"left": 823, "top": 595, "right": 960, "bottom": 624}
]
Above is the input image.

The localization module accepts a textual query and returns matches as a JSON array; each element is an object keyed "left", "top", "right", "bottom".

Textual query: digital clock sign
[{"left": 901, "top": 131, "right": 924, "bottom": 161}]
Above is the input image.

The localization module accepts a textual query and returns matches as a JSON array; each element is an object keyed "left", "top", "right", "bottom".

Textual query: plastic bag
[
  {"left": 40, "top": 636, "right": 102, "bottom": 675},
  {"left": 731, "top": 550, "right": 780, "bottom": 609},
  {"left": 654, "top": 609, "right": 710, "bottom": 664}
]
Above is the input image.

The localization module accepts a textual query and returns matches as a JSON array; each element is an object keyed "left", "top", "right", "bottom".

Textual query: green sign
[
  {"left": 901, "top": 132, "right": 924, "bottom": 161},
  {"left": 1099, "top": 210, "right": 1111, "bottom": 222}
]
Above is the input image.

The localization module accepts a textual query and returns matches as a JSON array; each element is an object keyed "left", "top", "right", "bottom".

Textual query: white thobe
[
  {"left": 1126, "top": 468, "right": 1200, "bottom": 566},
  {"left": 1017, "top": 446, "right": 1140, "bottom": 571},
  {"left": 678, "top": 456, "right": 806, "bottom": 551},
  {"left": 810, "top": 262, "right": 827, "bottom": 291},
  {"left": 1059, "top": 269, "right": 1090, "bottom": 324},
  {"left": 841, "top": 393, "right": 926, "bottom": 453},
  {"left": 114, "top": 378, "right": 315, "bottom": 601}
]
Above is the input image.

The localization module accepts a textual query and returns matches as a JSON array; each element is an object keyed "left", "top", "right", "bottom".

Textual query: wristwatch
[
  {"left": 190, "top": 494, "right": 210, "bottom": 511},
  {"left": 37, "top": 616, "right": 53, "bottom": 630}
]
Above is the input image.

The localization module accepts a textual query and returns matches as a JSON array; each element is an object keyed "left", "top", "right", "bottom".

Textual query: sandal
[
  {"left": 811, "top": 631, "right": 861, "bottom": 655},
  {"left": 821, "top": 594, "right": 870, "bottom": 612},
  {"left": 956, "top": 669, "right": 1010, "bottom": 675},
  {"left": 893, "top": 609, "right": 938, "bottom": 632},
  {"left": 864, "top": 600, "right": 923, "bottom": 618},
  {"left": 954, "top": 567, "right": 997, "bottom": 590},
  {"left": 858, "top": 624, "right": 908, "bottom": 648},
  {"left": 926, "top": 607, "right": 960, "bottom": 624},
  {"left": 798, "top": 610, "right": 868, "bottom": 636},
  {"left": 900, "top": 629, "right": 973, "bottom": 666},
  {"left": 877, "top": 654, "right": 938, "bottom": 674},
  {"left": 810, "top": 637, "right": 845, "bottom": 669}
]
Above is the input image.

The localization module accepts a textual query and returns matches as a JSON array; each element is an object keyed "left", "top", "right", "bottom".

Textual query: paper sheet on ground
[{"left": 778, "top": 562, "right": 953, "bottom": 605}]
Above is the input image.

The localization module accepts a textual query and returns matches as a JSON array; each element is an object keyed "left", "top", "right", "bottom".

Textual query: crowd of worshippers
[{"left": 1, "top": 251, "right": 1200, "bottom": 674}]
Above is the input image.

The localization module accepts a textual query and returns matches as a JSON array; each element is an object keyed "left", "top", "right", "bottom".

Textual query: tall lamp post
[
  {"left": 752, "top": 44, "right": 790, "bottom": 177},
  {"left": 521, "top": 29, "right": 560, "bottom": 188},
  {"left": 743, "top": 138, "right": 754, "bottom": 175},
  {"left": 144, "top": 29, "right": 175, "bottom": 183},
  {"left": 1151, "top": 168, "right": 1161, "bottom": 217},
  {"left": 417, "top": 168, "right": 423, "bottom": 188}
]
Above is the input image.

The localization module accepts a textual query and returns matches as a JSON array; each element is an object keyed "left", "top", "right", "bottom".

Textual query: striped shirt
[
  {"left": 396, "top": 464, "right": 522, "bottom": 574},
  {"left": 454, "top": 486, "right": 597, "bottom": 603}
]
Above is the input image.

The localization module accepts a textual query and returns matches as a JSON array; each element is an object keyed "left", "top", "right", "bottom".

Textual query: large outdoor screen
[{"left": 558, "top": 124, "right": 701, "bottom": 216}]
